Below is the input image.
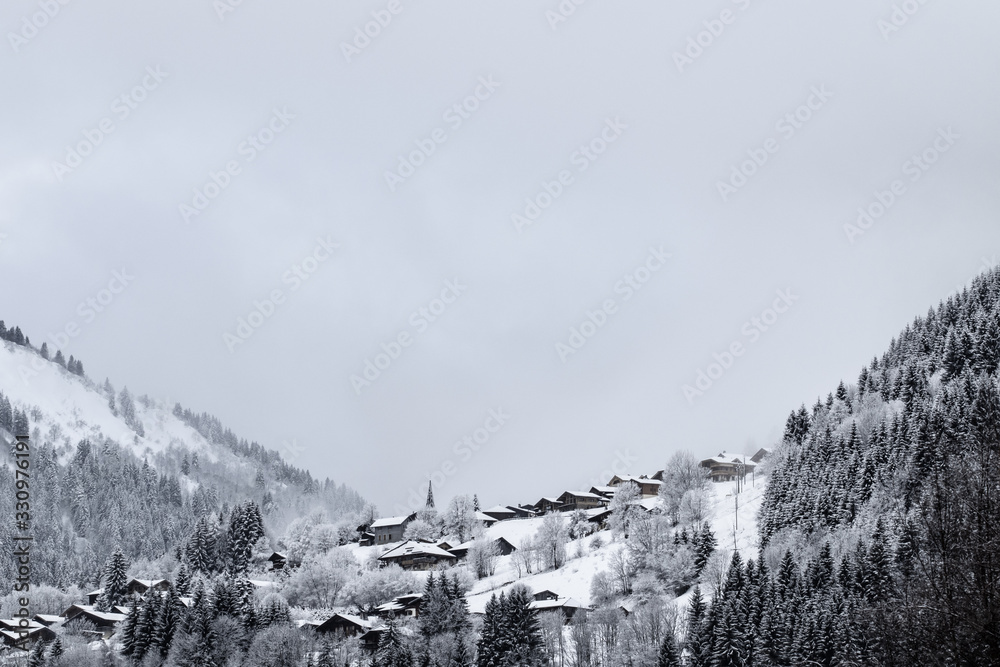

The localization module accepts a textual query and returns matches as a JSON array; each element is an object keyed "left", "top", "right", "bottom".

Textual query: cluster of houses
[
  {"left": 299, "top": 587, "right": 589, "bottom": 650},
  {"left": 356, "top": 454, "right": 768, "bottom": 574},
  {"left": 0, "top": 452, "right": 768, "bottom": 654}
]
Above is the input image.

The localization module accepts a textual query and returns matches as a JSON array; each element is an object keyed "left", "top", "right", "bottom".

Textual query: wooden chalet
[
  {"left": 267, "top": 552, "right": 288, "bottom": 570},
  {"left": 378, "top": 541, "right": 457, "bottom": 571},
  {"left": 751, "top": 447, "right": 771, "bottom": 463},
  {"left": 606, "top": 475, "right": 662, "bottom": 498},
  {"left": 480, "top": 505, "right": 517, "bottom": 522},
  {"left": 589, "top": 485, "right": 617, "bottom": 499},
  {"left": 699, "top": 452, "right": 756, "bottom": 483},
  {"left": 61, "top": 605, "right": 126, "bottom": 639},
  {"left": 374, "top": 593, "right": 423, "bottom": 619},
  {"left": 528, "top": 597, "right": 588, "bottom": 622},
  {"left": 533, "top": 497, "right": 562, "bottom": 515},
  {"left": 556, "top": 491, "right": 608, "bottom": 512},
  {"left": 315, "top": 613, "right": 375, "bottom": 637},
  {"left": 370, "top": 514, "right": 415, "bottom": 545},
  {"left": 127, "top": 578, "right": 170, "bottom": 596}
]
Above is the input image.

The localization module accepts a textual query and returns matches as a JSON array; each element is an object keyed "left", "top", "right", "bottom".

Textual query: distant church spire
[{"left": 425, "top": 481, "right": 435, "bottom": 509}]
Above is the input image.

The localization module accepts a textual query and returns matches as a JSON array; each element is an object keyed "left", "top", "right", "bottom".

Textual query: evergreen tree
[
  {"left": 39, "top": 342, "right": 49, "bottom": 360},
  {"left": 54, "top": 350, "right": 66, "bottom": 367},
  {"left": 95, "top": 547, "right": 129, "bottom": 611},
  {"left": 374, "top": 618, "right": 413, "bottom": 667},
  {"left": 658, "top": 632, "right": 681, "bottom": 667}
]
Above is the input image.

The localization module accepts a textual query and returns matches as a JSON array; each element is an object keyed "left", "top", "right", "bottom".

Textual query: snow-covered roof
[
  {"left": 64, "top": 605, "right": 126, "bottom": 623},
  {"left": 33, "top": 615, "right": 64, "bottom": 625},
  {"left": 482, "top": 505, "right": 516, "bottom": 514},
  {"left": 529, "top": 597, "right": 586, "bottom": 611},
  {"left": 611, "top": 475, "right": 662, "bottom": 486},
  {"left": 371, "top": 516, "right": 411, "bottom": 528},
  {"left": 704, "top": 452, "right": 752, "bottom": 463},
  {"left": 639, "top": 497, "right": 662, "bottom": 512},
  {"left": 379, "top": 541, "right": 457, "bottom": 561},
  {"left": 559, "top": 490, "right": 603, "bottom": 500},
  {"left": 476, "top": 512, "right": 498, "bottom": 522}
]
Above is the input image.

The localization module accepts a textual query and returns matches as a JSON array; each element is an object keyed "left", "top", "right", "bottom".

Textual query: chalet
[
  {"left": 315, "top": 613, "right": 375, "bottom": 637},
  {"left": 61, "top": 605, "right": 126, "bottom": 639},
  {"left": 699, "top": 452, "right": 756, "bottom": 483},
  {"left": 267, "top": 552, "right": 288, "bottom": 570},
  {"left": 556, "top": 491, "right": 608, "bottom": 512},
  {"left": 359, "top": 627, "right": 388, "bottom": 652},
  {"left": 529, "top": 597, "right": 588, "bottom": 622},
  {"left": 506, "top": 505, "right": 538, "bottom": 519},
  {"left": 86, "top": 588, "right": 102, "bottom": 605},
  {"left": 532, "top": 590, "right": 560, "bottom": 602},
  {"left": 371, "top": 514, "right": 415, "bottom": 545},
  {"left": 0, "top": 625, "right": 55, "bottom": 648},
  {"left": 651, "top": 470, "right": 665, "bottom": 481},
  {"left": 751, "top": 447, "right": 771, "bottom": 463},
  {"left": 607, "top": 475, "right": 662, "bottom": 498},
  {"left": 495, "top": 537, "right": 517, "bottom": 556},
  {"left": 480, "top": 505, "right": 517, "bottom": 522},
  {"left": 374, "top": 593, "right": 423, "bottom": 619},
  {"left": 533, "top": 497, "right": 562, "bottom": 515},
  {"left": 32, "top": 615, "right": 65, "bottom": 627},
  {"left": 378, "top": 541, "right": 457, "bottom": 571},
  {"left": 451, "top": 536, "right": 518, "bottom": 559},
  {"left": 586, "top": 507, "right": 612, "bottom": 528},
  {"left": 359, "top": 531, "right": 376, "bottom": 547},
  {"left": 127, "top": 578, "right": 170, "bottom": 597},
  {"left": 589, "top": 485, "right": 617, "bottom": 499},
  {"left": 639, "top": 497, "right": 662, "bottom": 513},
  {"left": 476, "top": 512, "right": 498, "bottom": 527}
]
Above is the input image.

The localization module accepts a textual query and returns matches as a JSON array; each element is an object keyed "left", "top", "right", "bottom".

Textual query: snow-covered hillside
[
  {"left": 460, "top": 476, "right": 766, "bottom": 612},
  {"left": 337, "top": 475, "right": 768, "bottom": 615},
  {"left": 0, "top": 339, "right": 217, "bottom": 464}
]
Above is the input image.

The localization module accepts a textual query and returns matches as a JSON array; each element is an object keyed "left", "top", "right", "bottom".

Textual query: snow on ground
[
  {"left": 464, "top": 473, "right": 768, "bottom": 613},
  {"left": 0, "top": 340, "right": 217, "bottom": 463}
]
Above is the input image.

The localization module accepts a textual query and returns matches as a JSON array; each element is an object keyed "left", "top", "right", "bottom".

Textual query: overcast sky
[{"left": 3, "top": 0, "right": 999, "bottom": 515}]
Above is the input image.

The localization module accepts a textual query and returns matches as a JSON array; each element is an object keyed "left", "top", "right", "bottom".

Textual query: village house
[
  {"left": 267, "top": 551, "right": 288, "bottom": 570},
  {"left": 699, "top": 452, "right": 756, "bottom": 483},
  {"left": 589, "top": 485, "right": 617, "bottom": 499},
  {"left": 61, "top": 605, "right": 127, "bottom": 639},
  {"left": 607, "top": 475, "right": 662, "bottom": 498},
  {"left": 527, "top": 594, "right": 589, "bottom": 623},
  {"left": 556, "top": 490, "right": 608, "bottom": 512},
  {"left": 370, "top": 514, "right": 415, "bottom": 545},
  {"left": 480, "top": 505, "right": 517, "bottom": 522},
  {"left": 751, "top": 447, "right": 771, "bottom": 463},
  {"left": 532, "top": 497, "right": 562, "bottom": 515},
  {"left": 314, "top": 612, "right": 376, "bottom": 637},
  {"left": 374, "top": 593, "right": 423, "bottom": 619},
  {"left": 378, "top": 541, "right": 458, "bottom": 571},
  {"left": 127, "top": 578, "right": 170, "bottom": 597}
]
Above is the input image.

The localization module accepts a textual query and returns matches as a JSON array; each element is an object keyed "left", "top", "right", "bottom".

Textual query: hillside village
[{"left": 1, "top": 449, "right": 768, "bottom": 664}]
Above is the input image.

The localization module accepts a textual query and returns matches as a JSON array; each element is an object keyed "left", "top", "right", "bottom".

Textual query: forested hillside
[
  {"left": 687, "top": 268, "right": 1000, "bottom": 666},
  {"left": 0, "top": 324, "right": 368, "bottom": 591}
]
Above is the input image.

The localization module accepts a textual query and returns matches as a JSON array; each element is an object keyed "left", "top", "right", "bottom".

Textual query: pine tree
[
  {"left": 477, "top": 593, "right": 503, "bottom": 667},
  {"left": 39, "top": 342, "right": 49, "bottom": 360},
  {"left": 658, "top": 632, "right": 682, "bottom": 667},
  {"left": 375, "top": 618, "right": 413, "bottom": 667},
  {"left": 95, "top": 547, "right": 129, "bottom": 611},
  {"left": 154, "top": 583, "right": 182, "bottom": 656},
  {"left": 505, "top": 584, "right": 543, "bottom": 666},
  {"left": 48, "top": 635, "right": 64, "bottom": 661},
  {"left": 54, "top": 350, "right": 66, "bottom": 367},
  {"left": 120, "top": 597, "right": 141, "bottom": 657},
  {"left": 473, "top": 494, "right": 481, "bottom": 512},
  {"left": 175, "top": 562, "right": 192, "bottom": 596}
]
